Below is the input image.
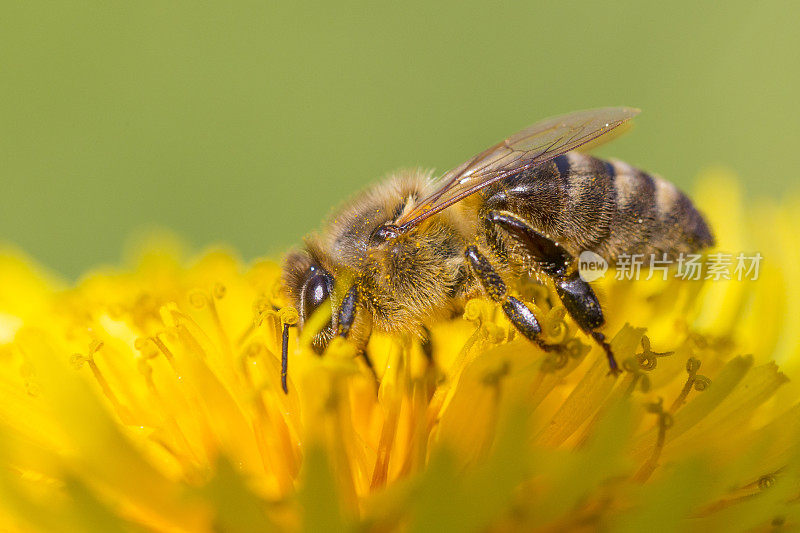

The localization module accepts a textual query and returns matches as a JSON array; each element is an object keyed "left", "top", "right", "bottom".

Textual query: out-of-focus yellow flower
[{"left": 1, "top": 171, "right": 800, "bottom": 532}]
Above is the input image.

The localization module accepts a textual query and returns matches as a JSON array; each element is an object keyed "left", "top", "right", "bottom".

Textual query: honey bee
[{"left": 281, "top": 107, "right": 714, "bottom": 392}]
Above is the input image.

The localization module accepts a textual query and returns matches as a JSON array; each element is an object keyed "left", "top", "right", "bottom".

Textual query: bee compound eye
[{"left": 301, "top": 270, "right": 333, "bottom": 323}]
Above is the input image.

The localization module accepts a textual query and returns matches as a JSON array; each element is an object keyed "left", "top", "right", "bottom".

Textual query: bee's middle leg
[
  {"left": 464, "top": 245, "right": 559, "bottom": 352},
  {"left": 485, "top": 210, "right": 620, "bottom": 375}
]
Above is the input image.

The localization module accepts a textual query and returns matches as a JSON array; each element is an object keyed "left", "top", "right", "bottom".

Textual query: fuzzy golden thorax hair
[{"left": 282, "top": 170, "right": 469, "bottom": 344}]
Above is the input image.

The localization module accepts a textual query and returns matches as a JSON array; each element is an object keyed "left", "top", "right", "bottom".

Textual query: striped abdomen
[{"left": 482, "top": 151, "right": 715, "bottom": 263}]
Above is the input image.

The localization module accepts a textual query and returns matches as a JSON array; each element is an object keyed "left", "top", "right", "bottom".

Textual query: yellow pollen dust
[{"left": 0, "top": 171, "right": 799, "bottom": 532}]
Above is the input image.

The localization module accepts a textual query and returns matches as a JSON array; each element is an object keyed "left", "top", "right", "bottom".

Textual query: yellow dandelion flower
[{"left": 1, "top": 171, "right": 800, "bottom": 532}]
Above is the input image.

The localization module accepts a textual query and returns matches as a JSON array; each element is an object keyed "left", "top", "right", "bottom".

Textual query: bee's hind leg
[
  {"left": 485, "top": 210, "right": 620, "bottom": 375},
  {"left": 555, "top": 274, "right": 620, "bottom": 375},
  {"left": 465, "top": 245, "right": 560, "bottom": 353}
]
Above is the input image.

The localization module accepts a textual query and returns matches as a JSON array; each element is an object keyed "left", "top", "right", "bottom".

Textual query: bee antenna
[{"left": 281, "top": 322, "right": 297, "bottom": 394}]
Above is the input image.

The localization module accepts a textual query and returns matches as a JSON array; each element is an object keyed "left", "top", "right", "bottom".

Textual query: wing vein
[{"left": 395, "top": 107, "right": 640, "bottom": 232}]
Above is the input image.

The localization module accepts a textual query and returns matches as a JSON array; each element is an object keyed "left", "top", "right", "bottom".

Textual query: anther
[
  {"left": 253, "top": 296, "right": 272, "bottom": 316},
  {"left": 134, "top": 337, "right": 159, "bottom": 359},
  {"left": 542, "top": 307, "right": 567, "bottom": 342},
  {"left": 563, "top": 338, "right": 590, "bottom": 361},
  {"left": 212, "top": 282, "right": 227, "bottom": 299},
  {"left": 693, "top": 375, "right": 711, "bottom": 391},
  {"left": 463, "top": 298, "right": 488, "bottom": 323},
  {"left": 70, "top": 353, "right": 89, "bottom": 370},
  {"left": 622, "top": 357, "right": 652, "bottom": 394},
  {"left": 670, "top": 357, "right": 711, "bottom": 413},
  {"left": 137, "top": 359, "right": 154, "bottom": 380},
  {"left": 188, "top": 289, "right": 208, "bottom": 308},
  {"left": 482, "top": 361, "right": 511, "bottom": 387},
  {"left": 541, "top": 347, "right": 569, "bottom": 372},
  {"left": 245, "top": 342, "right": 264, "bottom": 359},
  {"left": 278, "top": 306, "right": 299, "bottom": 327},
  {"left": 635, "top": 336, "right": 673, "bottom": 371}
]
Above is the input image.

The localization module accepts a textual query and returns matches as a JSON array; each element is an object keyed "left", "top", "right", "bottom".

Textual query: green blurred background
[{"left": 2, "top": 1, "right": 798, "bottom": 279}]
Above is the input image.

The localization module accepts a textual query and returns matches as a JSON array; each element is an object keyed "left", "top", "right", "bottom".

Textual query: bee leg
[
  {"left": 465, "top": 245, "right": 557, "bottom": 352},
  {"left": 336, "top": 284, "right": 359, "bottom": 338},
  {"left": 485, "top": 211, "right": 572, "bottom": 276},
  {"left": 358, "top": 348, "right": 379, "bottom": 384},
  {"left": 590, "top": 331, "right": 617, "bottom": 374},
  {"left": 555, "top": 273, "right": 620, "bottom": 375},
  {"left": 420, "top": 325, "right": 434, "bottom": 362},
  {"left": 336, "top": 284, "right": 379, "bottom": 384},
  {"left": 486, "top": 210, "right": 620, "bottom": 375}
]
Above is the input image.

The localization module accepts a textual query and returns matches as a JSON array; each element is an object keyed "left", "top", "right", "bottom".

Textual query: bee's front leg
[
  {"left": 465, "top": 245, "right": 561, "bottom": 353},
  {"left": 485, "top": 210, "right": 620, "bottom": 375},
  {"left": 336, "top": 284, "right": 359, "bottom": 337},
  {"left": 335, "top": 284, "right": 379, "bottom": 382}
]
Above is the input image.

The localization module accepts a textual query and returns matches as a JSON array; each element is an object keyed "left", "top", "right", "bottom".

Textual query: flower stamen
[
  {"left": 635, "top": 335, "right": 674, "bottom": 371},
  {"left": 669, "top": 357, "right": 711, "bottom": 413},
  {"left": 634, "top": 397, "right": 673, "bottom": 482},
  {"left": 71, "top": 340, "right": 128, "bottom": 418}
]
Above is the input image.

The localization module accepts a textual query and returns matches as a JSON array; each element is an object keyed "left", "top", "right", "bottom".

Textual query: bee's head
[{"left": 282, "top": 245, "right": 336, "bottom": 353}]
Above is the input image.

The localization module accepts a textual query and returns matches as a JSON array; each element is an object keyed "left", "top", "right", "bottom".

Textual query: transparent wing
[{"left": 395, "top": 107, "right": 640, "bottom": 231}]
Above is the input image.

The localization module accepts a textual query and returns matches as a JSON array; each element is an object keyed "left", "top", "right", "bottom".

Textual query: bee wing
[{"left": 395, "top": 107, "right": 640, "bottom": 231}]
